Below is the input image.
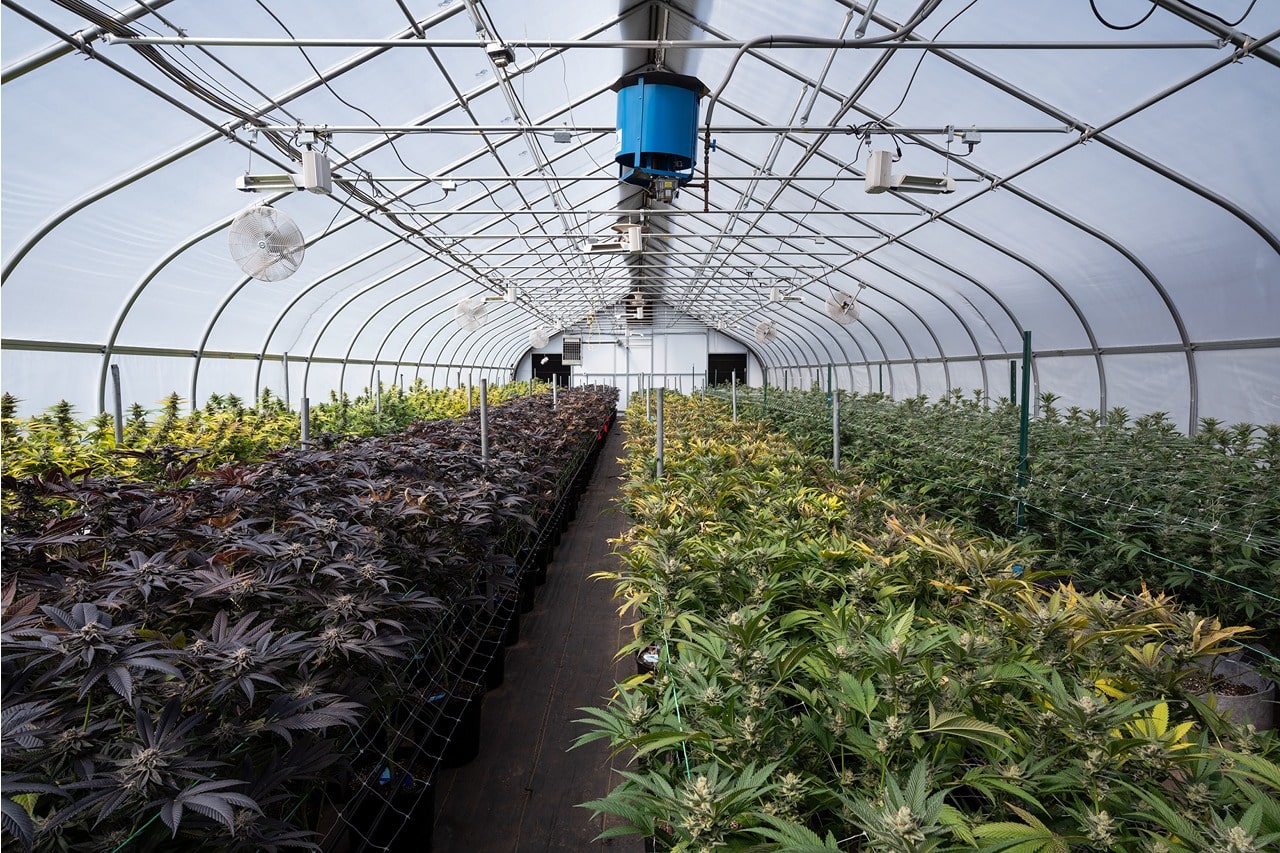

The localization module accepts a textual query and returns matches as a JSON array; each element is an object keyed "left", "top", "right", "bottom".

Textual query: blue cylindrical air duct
[{"left": 612, "top": 71, "right": 707, "bottom": 188}]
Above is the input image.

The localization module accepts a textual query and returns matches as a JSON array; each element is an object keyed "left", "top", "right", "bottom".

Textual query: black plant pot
[
  {"left": 432, "top": 684, "right": 485, "bottom": 768},
  {"left": 348, "top": 763, "right": 436, "bottom": 852},
  {"left": 518, "top": 567, "right": 537, "bottom": 613},
  {"left": 457, "top": 626, "right": 506, "bottom": 690},
  {"left": 502, "top": 604, "right": 521, "bottom": 646}
]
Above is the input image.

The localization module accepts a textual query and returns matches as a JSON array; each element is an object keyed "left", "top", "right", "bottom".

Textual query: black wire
[
  {"left": 880, "top": 0, "right": 980, "bottom": 124},
  {"left": 1089, "top": 0, "right": 1158, "bottom": 30},
  {"left": 1177, "top": 0, "right": 1259, "bottom": 27},
  {"left": 252, "top": 0, "right": 435, "bottom": 184}
]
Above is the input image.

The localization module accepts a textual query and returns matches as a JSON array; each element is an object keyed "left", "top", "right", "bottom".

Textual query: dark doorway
[
  {"left": 707, "top": 353, "right": 747, "bottom": 386},
  {"left": 532, "top": 353, "right": 572, "bottom": 386}
]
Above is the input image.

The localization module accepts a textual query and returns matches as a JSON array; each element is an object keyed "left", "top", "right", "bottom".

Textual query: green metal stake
[
  {"left": 878, "top": 363, "right": 884, "bottom": 393},
  {"left": 1009, "top": 360, "right": 1017, "bottom": 405},
  {"left": 1015, "top": 331, "right": 1032, "bottom": 532},
  {"left": 762, "top": 366, "right": 768, "bottom": 418}
]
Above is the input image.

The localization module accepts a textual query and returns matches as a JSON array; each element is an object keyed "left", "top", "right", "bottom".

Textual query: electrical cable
[
  {"left": 1089, "top": 0, "right": 1159, "bottom": 30},
  {"left": 1177, "top": 0, "right": 1259, "bottom": 27},
  {"left": 879, "top": 0, "right": 980, "bottom": 125},
  {"left": 251, "top": 0, "right": 436, "bottom": 184}
]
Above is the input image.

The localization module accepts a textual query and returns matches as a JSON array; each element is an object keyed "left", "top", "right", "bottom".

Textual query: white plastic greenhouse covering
[{"left": 2, "top": 0, "right": 1277, "bottom": 432}]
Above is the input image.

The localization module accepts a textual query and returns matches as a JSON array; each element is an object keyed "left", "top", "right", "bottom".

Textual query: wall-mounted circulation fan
[
  {"left": 228, "top": 205, "right": 305, "bottom": 282},
  {"left": 530, "top": 327, "right": 553, "bottom": 348},
  {"left": 454, "top": 297, "right": 488, "bottom": 331},
  {"left": 754, "top": 319, "right": 778, "bottom": 343},
  {"left": 824, "top": 289, "right": 861, "bottom": 325}
]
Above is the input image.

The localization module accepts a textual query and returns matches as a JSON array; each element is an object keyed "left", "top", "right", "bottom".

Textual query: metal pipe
[
  {"left": 282, "top": 352, "right": 290, "bottom": 410},
  {"left": 479, "top": 377, "right": 490, "bottom": 464},
  {"left": 301, "top": 397, "right": 310, "bottom": 445},
  {"left": 3, "top": 0, "right": 179, "bottom": 83},
  {"left": 1016, "top": 331, "right": 1032, "bottom": 532},
  {"left": 655, "top": 387, "right": 664, "bottom": 480},
  {"left": 106, "top": 35, "right": 1222, "bottom": 50},
  {"left": 264, "top": 123, "right": 1071, "bottom": 135},
  {"left": 110, "top": 364, "right": 124, "bottom": 447},
  {"left": 731, "top": 371, "right": 738, "bottom": 423},
  {"left": 832, "top": 385, "right": 841, "bottom": 470}
]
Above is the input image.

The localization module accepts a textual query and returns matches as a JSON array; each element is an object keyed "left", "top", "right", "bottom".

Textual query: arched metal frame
[{"left": 2, "top": 0, "right": 1276, "bottom": 430}]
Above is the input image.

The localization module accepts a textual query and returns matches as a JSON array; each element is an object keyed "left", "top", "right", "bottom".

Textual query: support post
[
  {"left": 282, "top": 352, "right": 290, "bottom": 410},
  {"left": 646, "top": 382, "right": 652, "bottom": 421},
  {"left": 479, "top": 378, "right": 490, "bottom": 464},
  {"left": 832, "top": 386, "right": 840, "bottom": 470},
  {"left": 300, "top": 397, "right": 310, "bottom": 445},
  {"left": 762, "top": 366, "right": 768, "bottom": 418},
  {"left": 552, "top": 379, "right": 558, "bottom": 411},
  {"left": 110, "top": 364, "right": 124, "bottom": 447},
  {"left": 1010, "top": 360, "right": 1018, "bottom": 405},
  {"left": 467, "top": 373, "right": 473, "bottom": 412},
  {"left": 827, "top": 362, "right": 833, "bottom": 401},
  {"left": 1016, "top": 331, "right": 1032, "bottom": 532},
  {"left": 655, "top": 387, "right": 664, "bottom": 480},
  {"left": 375, "top": 370, "right": 381, "bottom": 415},
  {"left": 731, "top": 370, "right": 738, "bottom": 423},
  {"left": 878, "top": 363, "right": 884, "bottom": 393}
]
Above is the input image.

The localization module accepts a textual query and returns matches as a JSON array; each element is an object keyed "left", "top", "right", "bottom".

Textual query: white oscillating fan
[
  {"left": 228, "top": 205, "right": 305, "bottom": 282},
  {"left": 754, "top": 319, "right": 779, "bottom": 343},
  {"left": 824, "top": 289, "right": 861, "bottom": 325},
  {"left": 454, "top": 297, "right": 488, "bottom": 331},
  {"left": 530, "top": 327, "right": 552, "bottom": 348}
]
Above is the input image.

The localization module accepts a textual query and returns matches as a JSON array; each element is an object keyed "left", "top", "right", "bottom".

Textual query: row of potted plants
[
  {"left": 0, "top": 380, "right": 549, "bottom": 486},
  {"left": 723, "top": 386, "right": 1280, "bottom": 654},
  {"left": 1, "top": 386, "right": 617, "bottom": 851},
  {"left": 577, "top": 392, "right": 1280, "bottom": 851}
]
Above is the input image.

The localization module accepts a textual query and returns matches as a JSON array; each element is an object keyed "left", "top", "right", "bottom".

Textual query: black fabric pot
[{"left": 348, "top": 763, "right": 436, "bottom": 852}]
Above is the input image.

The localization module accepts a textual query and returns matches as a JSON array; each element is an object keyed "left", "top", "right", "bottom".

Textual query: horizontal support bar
[
  {"left": 0, "top": 338, "right": 497, "bottom": 369},
  {"left": 264, "top": 123, "right": 1072, "bottom": 135},
  {"left": 107, "top": 36, "right": 1224, "bottom": 50},
  {"left": 784, "top": 337, "right": 1280, "bottom": 368},
  {"left": 379, "top": 208, "right": 927, "bottom": 216}
]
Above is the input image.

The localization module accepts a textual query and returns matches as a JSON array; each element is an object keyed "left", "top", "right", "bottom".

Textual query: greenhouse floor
[{"left": 432, "top": 420, "right": 642, "bottom": 852}]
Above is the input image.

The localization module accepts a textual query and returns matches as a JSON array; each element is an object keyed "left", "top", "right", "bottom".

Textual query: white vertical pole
[
  {"left": 731, "top": 370, "right": 738, "bottom": 423},
  {"left": 552, "top": 379, "right": 558, "bottom": 411},
  {"left": 375, "top": 370, "right": 382, "bottom": 415},
  {"left": 110, "top": 364, "right": 124, "bottom": 446},
  {"left": 467, "top": 373, "right": 473, "bottom": 412},
  {"left": 832, "top": 387, "right": 840, "bottom": 470},
  {"left": 301, "top": 397, "right": 310, "bottom": 445},
  {"left": 655, "top": 387, "right": 664, "bottom": 480},
  {"left": 282, "top": 352, "right": 291, "bottom": 409},
  {"left": 479, "top": 378, "right": 490, "bottom": 463}
]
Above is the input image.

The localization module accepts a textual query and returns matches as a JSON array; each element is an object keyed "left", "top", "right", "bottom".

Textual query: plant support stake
[
  {"left": 832, "top": 386, "right": 841, "bottom": 470},
  {"left": 110, "top": 363, "right": 124, "bottom": 447},
  {"left": 655, "top": 386, "right": 664, "bottom": 480},
  {"left": 282, "top": 352, "right": 291, "bottom": 410},
  {"left": 479, "top": 377, "right": 490, "bottom": 464},
  {"left": 1016, "top": 331, "right": 1032, "bottom": 532},
  {"left": 731, "top": 370, "right": 738, "bottom": 423},
  {"left": 552, "top": 378, "right": 558, "bottom": 411},
  {"left": 375, "top": 370, "right": 382, "bottom": 415},
  {"left": 300, "top": 396, "right": 310, "bottom": 445}
]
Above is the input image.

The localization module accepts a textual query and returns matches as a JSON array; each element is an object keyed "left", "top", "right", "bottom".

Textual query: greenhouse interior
[{"left": 2, "top": 0, "right": 1278, "bottom": 850}]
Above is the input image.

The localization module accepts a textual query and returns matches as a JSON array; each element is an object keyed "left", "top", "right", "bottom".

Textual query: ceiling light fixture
[{"left": 485, "top": 42, "right": 515, "bottom": 68}]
